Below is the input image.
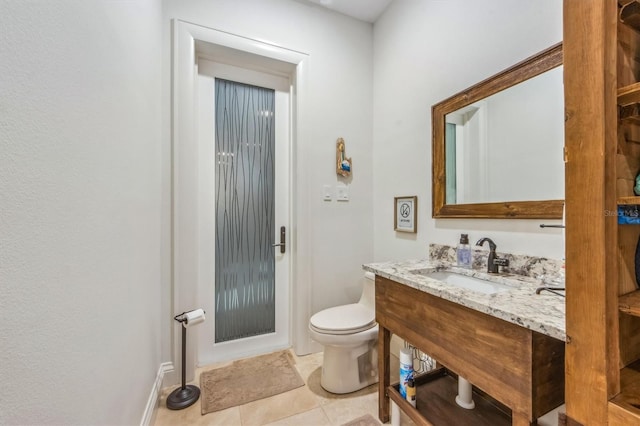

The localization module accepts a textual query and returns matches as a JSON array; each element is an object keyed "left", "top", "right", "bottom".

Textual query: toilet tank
[{"left": 358, "top": 272, "right": 376, "bottom": 310}]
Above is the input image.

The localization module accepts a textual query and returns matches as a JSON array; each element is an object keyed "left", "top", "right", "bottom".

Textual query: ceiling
[{"left": 303, "top": 0, "right": 394, "bottom": 23}]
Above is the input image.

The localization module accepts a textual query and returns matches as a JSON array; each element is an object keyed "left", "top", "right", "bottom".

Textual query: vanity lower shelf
[{"left": 387, "top": 368, "right": 511, "bottom": 426}]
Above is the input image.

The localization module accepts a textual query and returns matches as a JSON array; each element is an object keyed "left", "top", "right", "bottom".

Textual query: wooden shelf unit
[
  {"left": 618, "top": 6, "right": 640, "bottom": 397},
  {"left": 564, "top": 1, "right": 640, "bottom": 424}
]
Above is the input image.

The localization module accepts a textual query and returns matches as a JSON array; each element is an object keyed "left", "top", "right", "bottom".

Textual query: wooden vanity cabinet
[
  {"left": 375, "top": 276, "right": 565, "bottom": 426},
  {"left": 564, "top": 1, "right": 640, "bottom": 424}
]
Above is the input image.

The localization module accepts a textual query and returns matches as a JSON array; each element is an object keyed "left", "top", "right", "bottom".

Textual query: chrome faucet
[{"left": 476, "top": 237, "right": 509, "bottom": 274}]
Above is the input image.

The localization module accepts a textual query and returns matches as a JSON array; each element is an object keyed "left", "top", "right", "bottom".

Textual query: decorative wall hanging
[
  {"left": 336, "top": 138, "right": 352, "bottom": 177},
  {"left": 395, "top": 196, "right": 417, "bottom": 233}
]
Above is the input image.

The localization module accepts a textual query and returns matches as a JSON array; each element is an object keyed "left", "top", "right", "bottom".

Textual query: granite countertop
[{"left": 363, "top": 259, "right": 566, "bottom": 342}]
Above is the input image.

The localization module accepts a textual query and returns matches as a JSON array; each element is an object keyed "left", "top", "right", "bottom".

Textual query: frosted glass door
[{"left": 214, "top": 78, "right": 275, "bottom": 343}]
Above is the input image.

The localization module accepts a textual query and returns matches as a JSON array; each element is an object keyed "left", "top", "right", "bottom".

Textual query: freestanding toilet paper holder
[{"left": 166, "top": 309, "right": 206, "bottom": 410}]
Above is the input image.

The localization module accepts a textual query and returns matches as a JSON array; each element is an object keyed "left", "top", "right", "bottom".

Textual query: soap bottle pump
[{"left": 457, "top": 234, "right": 472, "bottom": 268}]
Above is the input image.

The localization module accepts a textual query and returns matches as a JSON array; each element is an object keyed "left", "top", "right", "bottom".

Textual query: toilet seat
[{"left": 309, "top": 303, "right": 376, "bottom": 335}]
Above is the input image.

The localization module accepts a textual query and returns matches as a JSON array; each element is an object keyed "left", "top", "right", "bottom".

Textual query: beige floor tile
[
  {"left": 398, "top": 409, "right": 416, "bottom": 426},
  {"left": 320, "top": 390, "right": 379, "bottom": 425},
  {"left": 196, "top": 406, "right": 243, "bottom": 426},
  {"left": 263, "top": 407, "right": 330, "bottom": 426},
  {"left": 292, "top": 351, "right": 324, "bottom": 382},
  {"left": 154, "top": 385, "right": 242, "bottom": 426},
  {"left": 239, "top": 385, "right": 320, "bottom": 426}
]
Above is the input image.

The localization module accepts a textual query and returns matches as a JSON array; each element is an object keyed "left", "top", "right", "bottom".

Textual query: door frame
[{"left": 171, "top": 20, "right": 311, "bottom": 383}]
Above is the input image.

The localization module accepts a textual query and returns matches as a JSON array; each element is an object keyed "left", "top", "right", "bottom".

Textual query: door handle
[{"left": 272, "top": 226, "right": 285, "bottom": 254}]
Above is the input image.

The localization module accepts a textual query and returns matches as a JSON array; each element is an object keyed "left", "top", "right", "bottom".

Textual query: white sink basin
[{"left": 420, "top": 271, "right": 511, "bottom": 295}]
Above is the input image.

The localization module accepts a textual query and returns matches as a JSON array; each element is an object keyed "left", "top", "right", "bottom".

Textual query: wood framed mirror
[{"left": 432, "top": 43, "right": 564, "bottom": 219}]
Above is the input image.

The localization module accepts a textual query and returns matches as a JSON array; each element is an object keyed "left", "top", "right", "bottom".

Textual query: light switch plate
[
  {"left": 336, "top": 183, "right": 349, "bottom": 201},
  {"left": 323, "top": 185, "right": 333, "bottom": 201}
]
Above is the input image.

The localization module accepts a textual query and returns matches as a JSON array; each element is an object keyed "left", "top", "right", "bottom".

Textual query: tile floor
[
  {"left": 153, "top": 349, "right": 563, "bottom": 426},
  {"left": 153, "top": 350, "right": 411, "bottom": 426}
]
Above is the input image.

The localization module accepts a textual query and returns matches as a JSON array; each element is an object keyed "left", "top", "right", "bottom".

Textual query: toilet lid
[{"left": 309, "top": 303, "right": 376, "bottom": 335}]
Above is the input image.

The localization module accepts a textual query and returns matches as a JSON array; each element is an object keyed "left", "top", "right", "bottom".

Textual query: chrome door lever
[{"left": 272, "top": 226, "right": 285, "bottom": 254}]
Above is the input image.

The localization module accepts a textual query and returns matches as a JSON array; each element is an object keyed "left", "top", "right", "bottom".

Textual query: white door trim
[{"left": 171, "top": 20, "right": 312, "bottom": 383}]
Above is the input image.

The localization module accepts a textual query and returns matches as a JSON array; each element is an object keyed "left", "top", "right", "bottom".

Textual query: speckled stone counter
[{"left": 363, "top": 252, "right": 566, "bottom": 342}]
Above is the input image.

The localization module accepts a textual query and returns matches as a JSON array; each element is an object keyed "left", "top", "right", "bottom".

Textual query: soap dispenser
[{"left": 457, "top": 234, "right": 472, "bottom": 269}]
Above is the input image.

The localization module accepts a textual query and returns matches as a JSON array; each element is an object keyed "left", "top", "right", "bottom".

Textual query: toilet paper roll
[{"left": 183, "top": 308, "right": 205, "bottom": 328}]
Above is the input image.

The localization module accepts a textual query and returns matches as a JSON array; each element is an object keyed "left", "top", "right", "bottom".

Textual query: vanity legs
[{"left": 378, "top": 326, "right": 391, "bottom": 423}]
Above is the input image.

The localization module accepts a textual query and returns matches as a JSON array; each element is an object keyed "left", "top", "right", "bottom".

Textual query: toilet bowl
[{"left": 309, "top": 272, "right": 379, "bottom": 394}]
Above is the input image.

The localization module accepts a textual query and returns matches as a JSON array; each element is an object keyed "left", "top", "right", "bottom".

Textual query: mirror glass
[
  {"left": 444, "top": 66, "right": 564, "bottom": 204},
  {"left": 432, "top": 43, "right": 564, "bottom": 219}
]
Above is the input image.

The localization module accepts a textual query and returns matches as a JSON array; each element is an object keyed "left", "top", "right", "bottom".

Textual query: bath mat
[
  {"left": 341, "top": 414, "right": 381, "bottom": 426},
  {"left": 200, "top": 350, "right": 305, "bottom": 414}
]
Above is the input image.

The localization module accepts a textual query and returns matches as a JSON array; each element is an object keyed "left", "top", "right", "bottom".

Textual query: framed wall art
[{"left": 394, "top": 196, "right": 417, "bottom": 233}]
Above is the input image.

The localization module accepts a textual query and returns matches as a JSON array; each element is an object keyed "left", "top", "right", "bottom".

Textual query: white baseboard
[{"left": 140, "top": 362, "right": 174, "bottom": 426}]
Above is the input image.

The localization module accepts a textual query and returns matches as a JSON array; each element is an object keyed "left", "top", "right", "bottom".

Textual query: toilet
[{"left": 308, "top": 272, "right": 379, "bottom": 394}]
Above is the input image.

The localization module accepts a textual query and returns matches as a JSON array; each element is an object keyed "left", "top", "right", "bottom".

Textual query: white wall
[
  {"left": 373, "top": 0, "right": 564, "bottom": 262},
  {"left": 162, "top": 0, "right": 375, "bottom": 357},
  {"left": 0, "top": 1, "right": 163, "bottom": 424}
]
